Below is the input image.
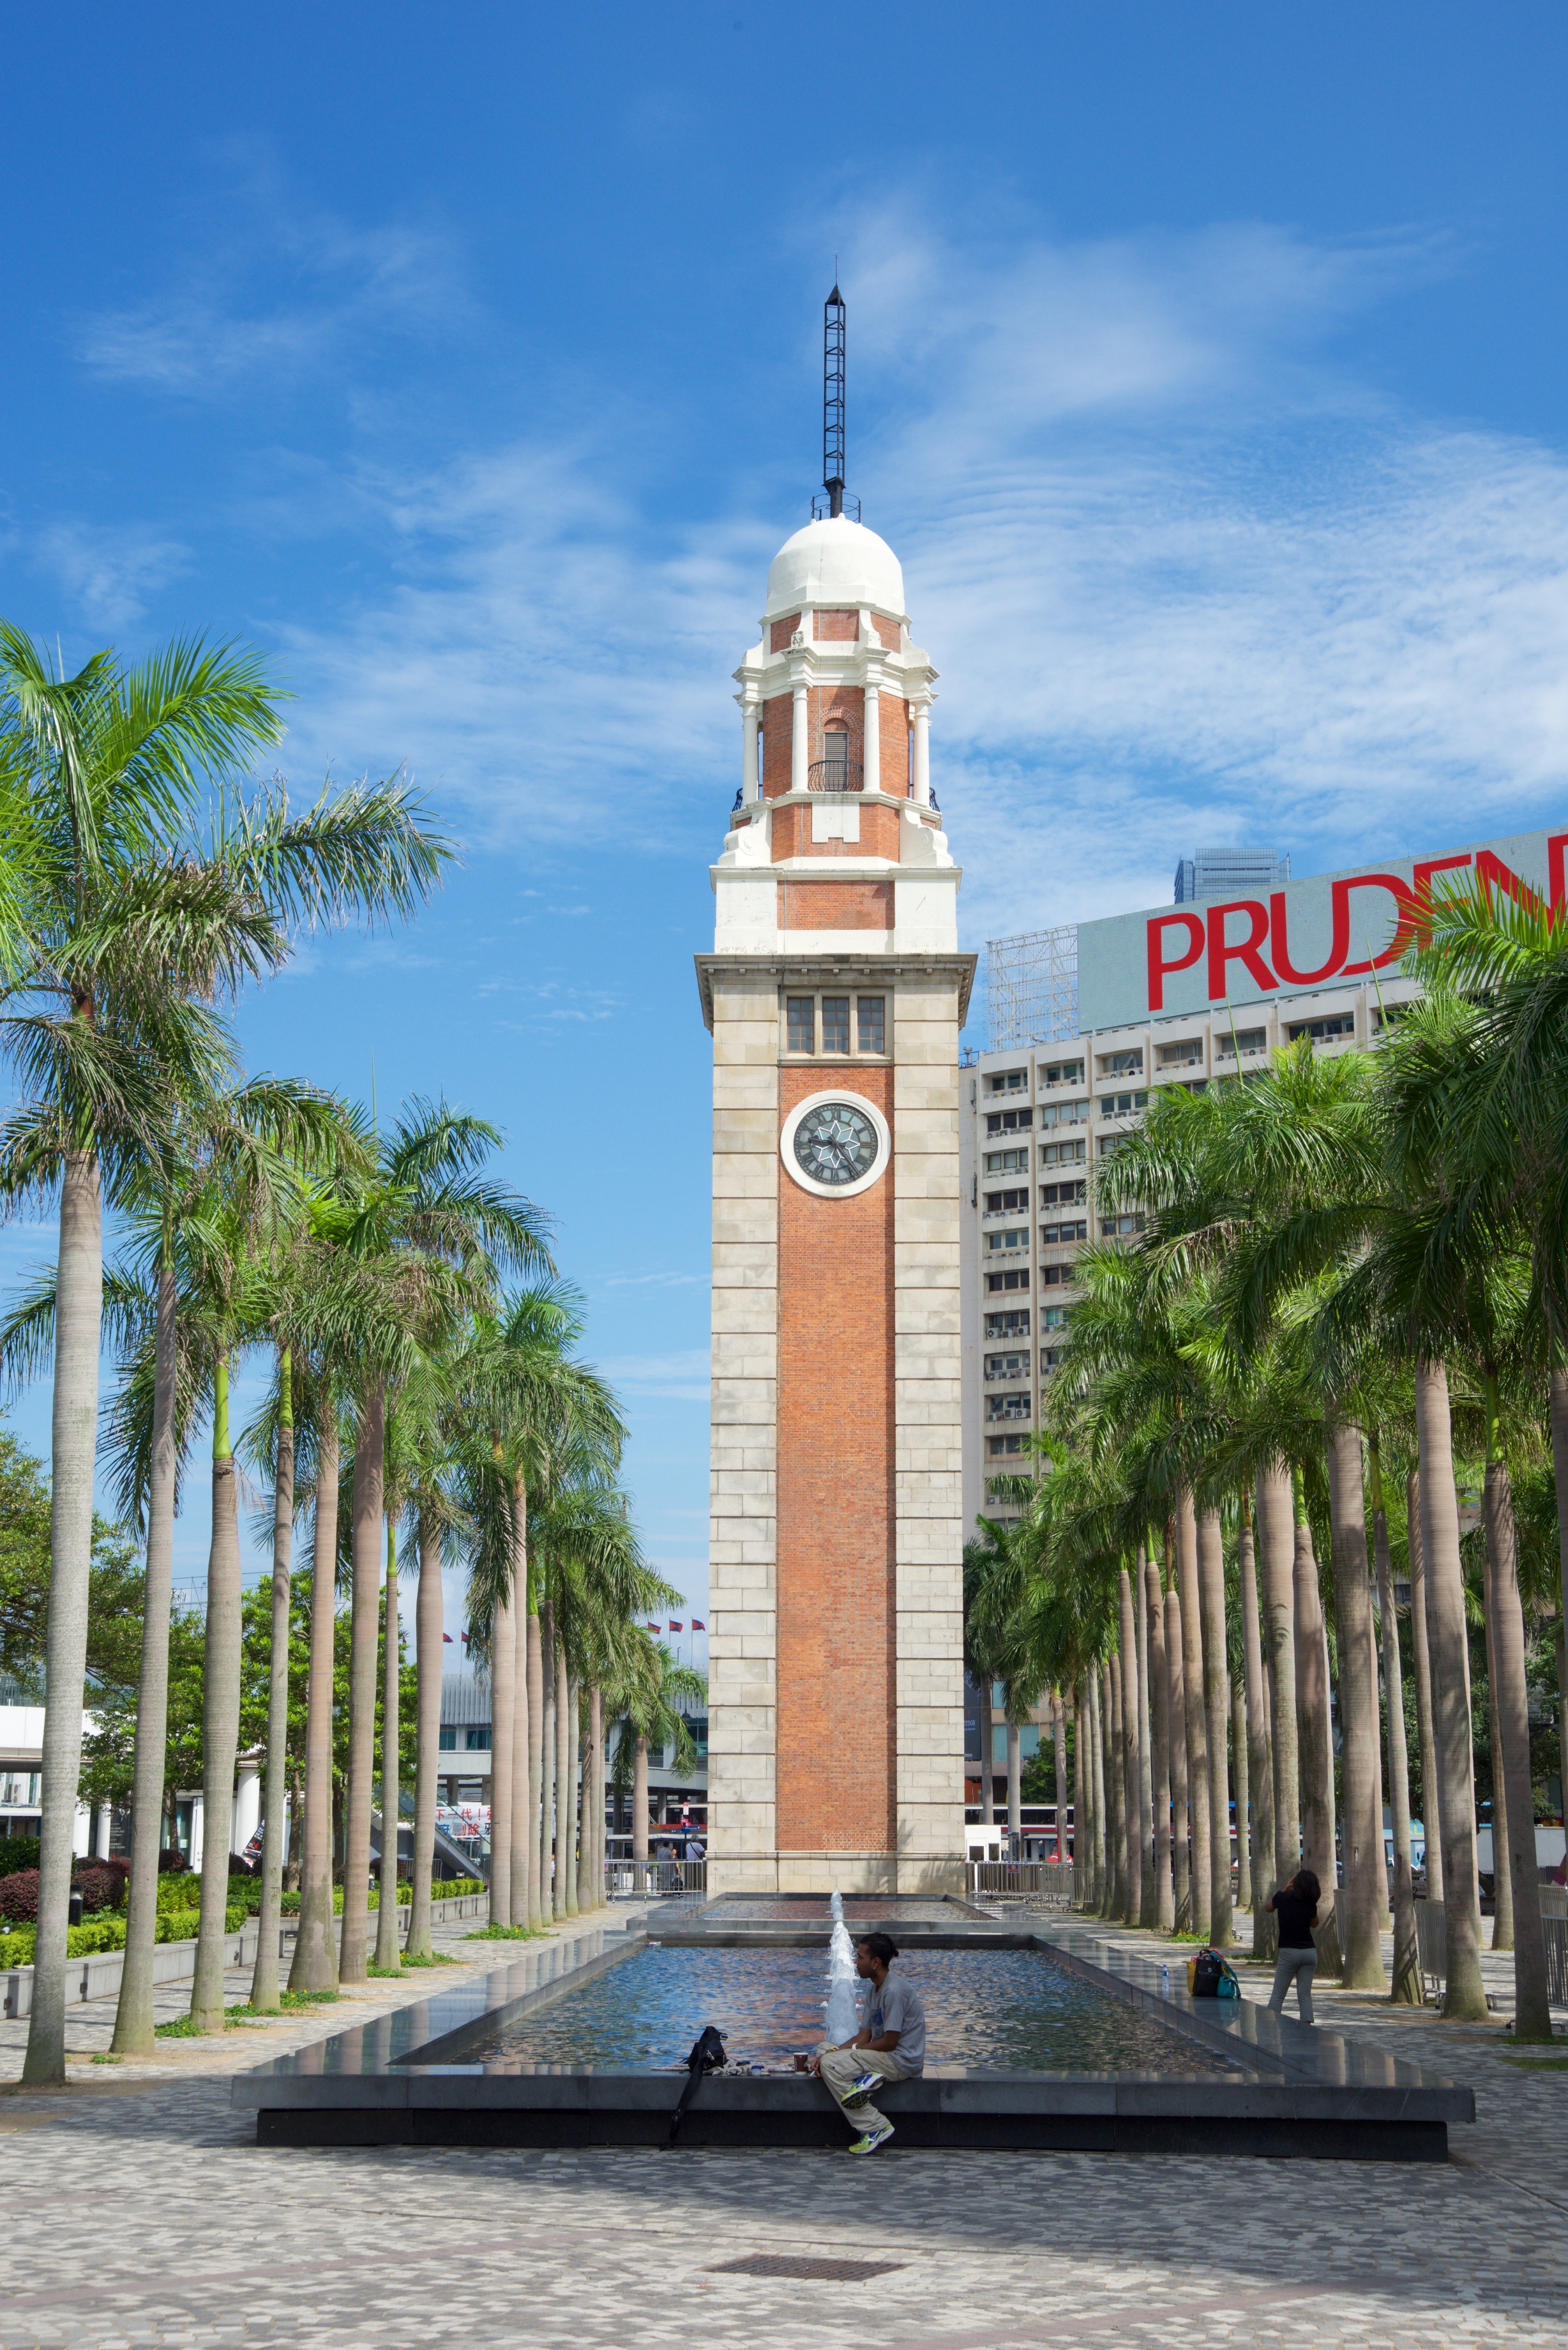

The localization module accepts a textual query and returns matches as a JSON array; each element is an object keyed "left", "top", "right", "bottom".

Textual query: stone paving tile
[{"left": 2, "top": 1902, "right": 1566, "bottom": 2350}]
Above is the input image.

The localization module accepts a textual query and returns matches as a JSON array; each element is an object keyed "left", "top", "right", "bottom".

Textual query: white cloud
[
  {"left": 596, "top": 1346, "right": 711, "bottom": 1399},
  {"left": 35, "top": 520, "right": 192, "bottom": 632}
]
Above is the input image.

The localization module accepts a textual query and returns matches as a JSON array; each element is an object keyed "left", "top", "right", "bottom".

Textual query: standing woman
[{"left": 1265, "top": 1869, "right": 1321, "bottom": 2025}]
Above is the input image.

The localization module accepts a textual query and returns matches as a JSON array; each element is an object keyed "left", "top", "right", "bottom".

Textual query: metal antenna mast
[{"left": 823, "top": 282, "right": 846, "bottom": 517}]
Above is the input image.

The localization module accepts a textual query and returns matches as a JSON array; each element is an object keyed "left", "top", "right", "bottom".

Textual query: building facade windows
[
  {"left": 787, "top": 996, "right": 815, "bottom": 1053},
  {"left": 821, "top": 996, "right": 850, "bottom": 1053},
  {"left": 987, "top": 1432, "right": 1027, "bottom": 1457},
  {"left": 1101, "top": 1212, "right": 1147, "bottom": 1239},
  {"left": 465, "top": 1725, "right": 492, "bottom": 1750},
  {"left": 984, "top": 1226, "right": 1029, "bottom": 1253},
  {"left": 1040, "top": 1264, "right": 1072, "bottom": 1287},
  {"left": 857, "top": 995, "right": 886, "bottom": 1053},
  {"left": 1041, "top": 1305, "right": 1066, "bottom": 1328},
  {"left": 1039, "top": 1058, "right": 1084, "bottom": 1086},
  {"left": 983, "top": 1187, "right": 1029, "bottom": 1214},
  {"left": 1216, "top": 1025, "right": 1267, "bottom": 1058},
  {"left": 1287, "top": 1011, "right": 1355, "bottom": 1045},
  {"left": 1098, "top": 1088, "right": 1148, "bottom": 1116},
  {"left": 1039, "top": 1138, "right": 1086, "bottom": 1166},
  {"left": 1038, "top": 1099, "right": 1089, "bottom": 1128},
  {"left": 1040, "top": 1346, "right": 1064, "bottom": 1374},
  {"left": 986, "top": 1068, "right": 1029, "bottom": 1096},
  {"left": 984, "top": 1146, "right": 1029, "bottom": 1174},
  {"left": 985, "top": 1266, "right": 1030, "bottom": 1293},
  {"left": 986, "top": 1393, "right": 1030, "bottom": 1422},
  {"left": 1097, "top": 1049, "right": 1143, "bottom": 1077},
  {"left": 1040, "top": 1219, "right": 1087, "bottom": 1245},
  {"left": 1039, "top": 1179, "right": 1087, "bottom": 1207},
  {"left": 985, "top": 1107, "right": 1033, "bottom": 1135},
  {"left": 1156, "top": 1038, "right": 1204, "bottom": 1068},
  {"left": 438, "top": 1726, "right": 456, "bottom": 1752},
  {"left": 984, "top": 1349, "right": 1030, "bottom": 1381},
  {"left": 984, "top": 1308, "right": 1030, "bottom": 1337}
]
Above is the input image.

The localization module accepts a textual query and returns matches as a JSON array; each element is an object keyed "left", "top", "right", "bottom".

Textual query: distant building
[{"left": 1173, "top": 848, "right": 1291, "bottom": 903}]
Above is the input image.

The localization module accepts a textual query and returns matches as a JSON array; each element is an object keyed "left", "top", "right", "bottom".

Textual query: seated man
[{"left": 810, "top": 1931, "right": 926, "bottom": 2154}]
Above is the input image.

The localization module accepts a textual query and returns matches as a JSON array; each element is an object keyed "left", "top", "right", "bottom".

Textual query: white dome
[{"left": 765, "top": 515, "right": 906, "bottom": 621}]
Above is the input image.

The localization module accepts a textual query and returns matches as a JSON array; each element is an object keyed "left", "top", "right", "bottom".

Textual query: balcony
[{"left": 808, "top": 758, "right": 864, "bottom": 794}]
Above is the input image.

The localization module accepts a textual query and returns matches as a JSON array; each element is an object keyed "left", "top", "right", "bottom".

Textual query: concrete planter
[{"left": 1, "top": 1888, "right": 491, "bottom": 2019}]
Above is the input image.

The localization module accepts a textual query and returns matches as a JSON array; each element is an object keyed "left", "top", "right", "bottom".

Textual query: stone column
[
  {"left": 742, "top": 695, "right": 758, "bottom": 802},
  {"left": 912, "top": 701, "right": 931, "bottom": 805},
  {"left": 864, "top": 674, "right": 880, "bottom": 795}
]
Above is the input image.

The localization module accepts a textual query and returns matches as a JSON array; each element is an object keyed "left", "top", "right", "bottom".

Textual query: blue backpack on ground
[{"left": 1189, "top": 1948, "right": 1242, "bottom": 1999}]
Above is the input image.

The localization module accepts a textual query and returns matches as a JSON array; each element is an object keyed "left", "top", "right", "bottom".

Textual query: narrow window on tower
[
  {"left": 787, "top": 996, "right": 815, "bottom": 1054},
  {"left": 822, "top": 996, "right": 850, "bottom": 1053},
  {"left": 857, "top": 996, "right": 886, "bottom": 1053}
]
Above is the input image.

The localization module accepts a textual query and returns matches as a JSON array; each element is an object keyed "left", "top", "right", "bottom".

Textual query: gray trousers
[{"left": 1268, "top": 1945, "right": 1317, "bottom": 2024}]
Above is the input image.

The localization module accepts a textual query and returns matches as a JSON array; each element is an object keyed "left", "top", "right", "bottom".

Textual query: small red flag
[
  {"left": 669, "top": 1620, "right": 682, "bottom": 1632},
  {"left": 691, "top": 1618, "right": 706, "bottom": 1630}
]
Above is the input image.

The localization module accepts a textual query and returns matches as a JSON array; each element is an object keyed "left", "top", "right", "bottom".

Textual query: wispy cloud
[
  {"left": 597, "top": 1346, "right": 711, "bottom": 1399},
  {"left": 35, "top": 520, "right": 192, "bottom": 631},
  {"left": 265, "top": 204, "right": 1568, "bottom": 939}
]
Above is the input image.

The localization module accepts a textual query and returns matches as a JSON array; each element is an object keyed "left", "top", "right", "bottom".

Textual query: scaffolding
[{"left": 983, "top": 924, "right": 1080, "bottom": 1054}]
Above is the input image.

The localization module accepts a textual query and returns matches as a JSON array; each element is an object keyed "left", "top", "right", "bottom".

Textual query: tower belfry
[{"left": 695, "top": 310, "right": 973, "bottom": 1894}]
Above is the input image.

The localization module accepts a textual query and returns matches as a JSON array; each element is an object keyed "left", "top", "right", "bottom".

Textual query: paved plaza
[{"left": 2, "top": 1906, "right": 1565, "bottom": 2350}]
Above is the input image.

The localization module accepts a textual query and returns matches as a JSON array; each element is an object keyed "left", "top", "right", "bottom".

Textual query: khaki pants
[{"left": 816, "top": 2042, "right": 908, "bottom": 2137}]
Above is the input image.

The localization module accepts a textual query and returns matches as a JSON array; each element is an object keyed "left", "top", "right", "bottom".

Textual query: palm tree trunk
[
  {"left": 1071, "top": 1681, "right": 1086, "bottom": 1891},
  {"left": 23, "top": 1149, "right": 102, "bottom": 2088},
  {"left": 1087, "top": 1669, "right": 1107, "bottom": 1910},
  {"left": 1415, "top": 1358, "right": 1488, "bottom": 2019},
  {"left": 585, "top": 1683, "right": 605, "bottom": 1911},
  {"left": 1256, "top": 1457, "right": 1298, "bottom": 1964},
  {"left": 633, "top": 1731, "right": 649, "bottom": 1864},
  {"left": 538, "top": 1603, "right": 556, "bottom": 1910},
  {"left": 488, "top": 1586, "right": 515, "bottom": 1930},
  {"left": 341, "top": 1388, "right": 385, "bottom": 1983},
  {"left": 1103, "top": 1656, "right": 1124, "bottom": 1918},
  {"left": 1482, "top": 1407, "right": 1551, "bottom": 2038},
  {"left": 112, "top": 1249, "right": 177, "bottom": 2056},
  {"left": 1146, "top": 1558, "right": 1174, "bottom": 1929},
  {"left": 1231, "top": 1672, "right": 1251, "bottom": 1913},
  {"left": 1133, "top": 1559, "right": 1155, "bottom": 1927},
  {"left": 1369, "top": 1442, "right": 1421, "bottom": 2003},
  {"left": 1006, "top": 1716, "right": 1022, "bottom": 1837},
  {"left": 1290, "top": 1469, "right": 1341, "bottom": 1978},
  {"left": 1197, "top": 1506, "right": 1232, "bottom": 1947},
  {"left": 979, "top": 1679, "right": 994, "bottom": 1823},
  {"left": 557, "top": 1648, "right": 577, "bottom": 1918},
  {"left": 373, "top": 1520, "right": 402, "bottom": 1971},
  {"left": 1166, "top": 1577, "right": 1191, "bottom": 1930},
  {"left": 192, "top": 1356, "right": 242, "bottom": 2032},
  {"left": 1239, "top": 1500, "right": 1270, "bottom": 1925},
  {"left": 1051, "top": 1688, "right": 1069, "bottom": 1870},
  {"left": 576, "top": 1684, "right": 595, "bottom": 1913},
  {"left": 526, "top": 1594, "right": 545, "bottom": 1928},
  {"left": 289, "top": 1403, "right": 339, "bottom": 1991},
  {"left": 1548, "top": 1369, "right": 1568, "bottom": 1826},
  {"left": 1366, "top": 1603, "right": 1390, "bottom": 1932},
  {"left": 1482, "top": 1563, "right": 1514, "bottom": 1952},
  {"left": 1325, "top": 1422, "right": 1385, "bottom": 1989},
  {"left": 1406, "top": 1466, "right": 1444, "bottom": 1903},
  {"left": 509, "top": 1480, "right": 531, "bottom": 1929},
  {"left": 250, "top": 1353, "right": 294, "bottom": 2012},
  {"left": 1118, "top": 1569, "right": 1143, "bottom": 1923},
  {"left": 407, "top": 1508, "right": 442, "bottom": 1962},
  {"left": 1176, "top": 1491, "right": 1211, "bottom": 1940}
]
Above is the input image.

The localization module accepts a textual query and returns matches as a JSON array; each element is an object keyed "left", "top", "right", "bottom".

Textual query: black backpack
[
  {"left": 1190, "top": 1948, "right": 1225, "bottom": 1998},
  {"left": 667, "top": 2025, "right": 728, "bottom": 2145}
]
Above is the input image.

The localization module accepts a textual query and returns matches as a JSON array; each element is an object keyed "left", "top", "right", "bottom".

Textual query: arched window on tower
[{"left": 818, "top": 722, "right": 851, "bottom": 793}]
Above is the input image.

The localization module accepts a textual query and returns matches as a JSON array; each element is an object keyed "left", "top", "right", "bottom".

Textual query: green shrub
[
  {"left": 0, "top": 1837, "right": 41, "bottom": 1879},
  {"left": 0, "top": 1901, "right": 249, "bottom": 1967}
]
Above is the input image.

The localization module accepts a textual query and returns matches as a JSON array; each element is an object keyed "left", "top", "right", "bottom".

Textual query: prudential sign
[{"left": 1076, "top": 822, "right": 1568, "bottom": 1034}]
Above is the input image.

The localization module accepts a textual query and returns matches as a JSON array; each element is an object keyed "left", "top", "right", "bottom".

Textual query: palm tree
[{"left": 609, "top": 1634, "right": 705, "bottom": 1869}]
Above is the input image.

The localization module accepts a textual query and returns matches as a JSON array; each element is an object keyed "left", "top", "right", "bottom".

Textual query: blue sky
[{"left": 3, "top": 5, "right": 1567, "bottom": 1638}]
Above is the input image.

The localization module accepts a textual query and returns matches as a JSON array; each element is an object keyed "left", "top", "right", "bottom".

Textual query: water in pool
[{"left": 458, "top": 1946, "right": 1234, "bottom": 2075}]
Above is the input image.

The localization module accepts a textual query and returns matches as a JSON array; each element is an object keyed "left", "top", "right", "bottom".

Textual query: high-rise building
[
  {"left": 1174, "top": 848, "right": 1292, "bottom": 903},
  {"left": 697, "top": 290, "right": 972, "bottom": 1893}
]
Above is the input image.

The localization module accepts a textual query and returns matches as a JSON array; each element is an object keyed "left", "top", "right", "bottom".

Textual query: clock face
[{"left": 792, "top": 1099, "right": 880, "bottom": 1188}]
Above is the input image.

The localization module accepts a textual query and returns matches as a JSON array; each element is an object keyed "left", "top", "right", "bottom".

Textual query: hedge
[
  {"left": 0, "top": 1902, "right": 248, "bottom": 1969},
  {"left": 0, "top": 1837, "right": 41, "bottom": 1879}
]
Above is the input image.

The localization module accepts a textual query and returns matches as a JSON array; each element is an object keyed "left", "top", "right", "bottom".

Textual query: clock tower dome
[{"left": 696, "top": 289, "right": 974, "bottom": 1893}]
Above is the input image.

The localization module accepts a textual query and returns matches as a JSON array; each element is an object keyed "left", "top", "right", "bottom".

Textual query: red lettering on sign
[
  {"left": 1549, "top": 833, "right": 1568, "bottom": 919},
  {"left": 1338, "top": 874, "right": 1420, "bottom": 975},
  {"left": 1147, "top": 911, "right": 1205, "bottom": 1012},
  {"left": 1402, "top": 853, "right": 1472, "bottom": 948},
  {"left": 1474, "top": 849, "right": 1544, "bottom": 916},
  {"left": 1207, "top": 900, "right": 1276, "bottom": 1000},
  {"left": 1269, "top": 890, "right": 1347, "bottom": 987}
]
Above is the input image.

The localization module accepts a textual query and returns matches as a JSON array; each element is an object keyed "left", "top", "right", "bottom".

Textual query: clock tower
[{"left": 696, "top": 289, "right": 974, "bottom": 1894}]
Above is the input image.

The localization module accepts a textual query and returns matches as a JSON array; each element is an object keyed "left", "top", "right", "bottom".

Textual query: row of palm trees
[
  {"left": 968, "top": 875, "right": 1568, "bottom": 2039},
  {"left": 0, "top": 622, "right": 693, "bottom": 2082}
]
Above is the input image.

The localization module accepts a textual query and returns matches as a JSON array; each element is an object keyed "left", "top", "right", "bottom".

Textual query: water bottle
[{"left": 1161, "top": 1962, "right": 1170, "bottom": 1997}]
